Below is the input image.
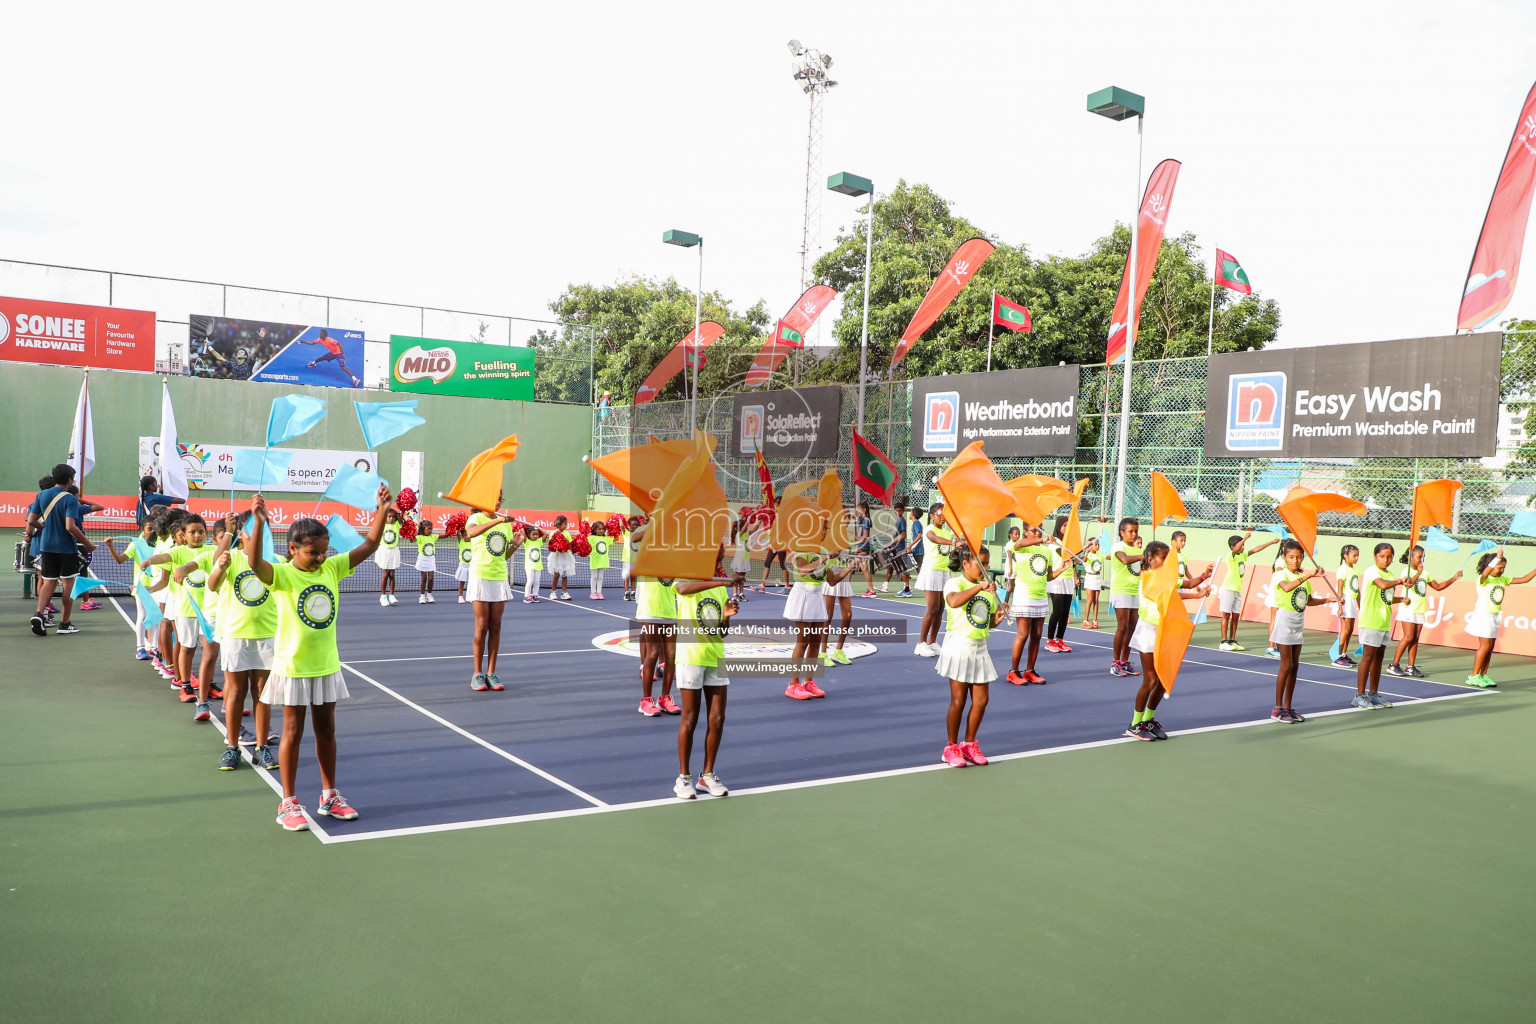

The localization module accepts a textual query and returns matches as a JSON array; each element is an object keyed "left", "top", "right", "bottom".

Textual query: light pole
[
  {"left": 662, "top": 229, "right": 703, "bottom": 434},
  {"left": 828, "top": 172, "right": 874, "bottom": 434},
  {"left": 1087, "top": 86, "right": 1145, "bottom": 528}
]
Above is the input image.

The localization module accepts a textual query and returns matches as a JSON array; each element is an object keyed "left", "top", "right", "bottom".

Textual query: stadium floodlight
[
  {"left": 661, "top": 230, "right": 704, "bottom": 433},
  {"left": 827, "top": 172, "right": 876, "bottom": 432},
  {"left": 1086, "top": 86, "right": 1145, "bottom": 122},
  {"left": 788, "top": 39, "right": 803, "bottom": 54}
]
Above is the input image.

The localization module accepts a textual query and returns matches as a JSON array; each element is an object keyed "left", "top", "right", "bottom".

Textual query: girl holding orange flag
[
  {"left": 1269, "top": 539, "right": 1330, "bottom": 723},
  {"left": 1124, "top": 541, "right": 1210, "bottom": 741}
]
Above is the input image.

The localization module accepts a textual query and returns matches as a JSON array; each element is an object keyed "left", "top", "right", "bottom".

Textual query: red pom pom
[
  {"left": 548, "top": 531, "right": 570, "bottom": 553},
  {"left": 396, "top": 488, "right": 418, "bottom": 513},
  {"left": 444, "top": 511, "right": 469, "bottom": 537},
  {"left": 578, "top": 518, "right": 592, "bottom": 536},
  {"left": 573, "top": 536, "right": 592, "bottom": 557},
  {"left": 606, "top": 514, "right": 627, "bottom": 537},
  {"left": 400, "top": 518, "right": 418, "bottom": 541}
]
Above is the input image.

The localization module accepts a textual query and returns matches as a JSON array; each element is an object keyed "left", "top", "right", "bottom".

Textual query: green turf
[{"left": 3, "top": 595, "right": 1533, "bottom": 1023}]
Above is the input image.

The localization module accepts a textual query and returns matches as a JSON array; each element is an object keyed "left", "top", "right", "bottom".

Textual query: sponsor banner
[
  {"left": 909, "top": 365, "right": 1080, "bottom": 458},
  {"left": 0, "top": 296, "right": 155, "bottom": 371},
  {"left": 388, "top": 336, "right": 536, "bottom": 401},
  {"left": 1205, "top": 334, "right": 1502, "bottom": 458},
  {"left": 137, "top": 438, "right": 377, "bottom": 494},
  {"left": 188, "top": 315, "right": 366, "bottom": 388},
  {"left": 730, "top": 385, "right": 842, "bottom": 460}
]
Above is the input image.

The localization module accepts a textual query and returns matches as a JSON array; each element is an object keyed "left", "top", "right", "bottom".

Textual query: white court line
[
  {"left": 338, "top": 662, "right": 606, "bottom": 807},
  {"left": 345, "top": 649, "right": 598, "bottom": 665}
]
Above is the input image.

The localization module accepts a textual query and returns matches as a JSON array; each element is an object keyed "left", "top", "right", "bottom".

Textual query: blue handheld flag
[
  {"left": 266, "top": 395, "right": 328, "bottom": 447},
  {"left": 233, "top": 448, "right": 294, "bottom": 489},
  {"left": 354, "top": 400, "right": 426, "bottom": 451},
  {"left": 1423, "top": 526, "right": 1460, "bottom": 553},
  {"left": 323, "top": 464, "right": 388, "bottom": 511},
  {"left": 71, "top": 576, "right": 110, "bottom": 599},
  {"left": 323, "top": 514, "right": 366, "bottom": 553}
]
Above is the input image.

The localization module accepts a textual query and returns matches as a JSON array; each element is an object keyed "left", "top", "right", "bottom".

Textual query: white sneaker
[
  {"left": 425, "top": 593, "right": 435, "bottom": 603},
  {"left": 695, "top": 772, "right": 729, "bottom": 797},
  {"left": 388, "top": 594, "right": 399, "bottom": 606},
  {"left": 877, "top": 583, "right": 889, "bottom": 593},
  {"left": 915, "top": 642, "right": 939, "bottom": 658},
  {"left": 673, "top": 774, "right": 696, "bottom": 800},
  {"left": 457, "top": 595, "right": 466, "bottom": 604},
  {"left": 379, "top": 595, "right": 389, "bottom": 607},
  {"left": 1218, "top": 641, "right": 1234, "bottom": 652},
  {"left": 418, "top": 595, "right": 428, "bottom": 604}
]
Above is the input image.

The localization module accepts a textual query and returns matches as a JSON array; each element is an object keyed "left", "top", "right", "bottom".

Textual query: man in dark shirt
[{"left": 24, "top": 464, "right": 95, "bottom": 636}]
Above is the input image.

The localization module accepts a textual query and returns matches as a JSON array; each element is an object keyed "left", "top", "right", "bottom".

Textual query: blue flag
[
  {"left": 324, "top": 514, "right": 366, "bottom": 553},
  {"left": 191, "top": 596, "right": 216, "bottom": 642},
  {"left": 1260, "top": 524, "right": 1292, "bottom": 539},
  {"left": 354, "top": 400, "right": 426, "bottom": 451},
  {"left": 1192, "top": 600, "right": 1208, "bottom": 625},
  {"left": 1423, "top": 526, "right": 1460, "bottom": 553},
  {"left": 260, "top": 522, "right": 277, "bottom": 564},
  {"left": 266, "top": 395, "right": 328, "bottom": 447},
  {"left": 71, "top": 576, "right": 110, "bottom": 599},
  {"left": 131, "top": 537, "right": 154, "bottom": 562},
  {"left": 1461, "top": 539, "right": 1498, "bottom": 571},
  {"left": 136, "top": 583, "right": 165, "bottom": 628},
  {"left": 323, "top": 463, "right": 388, "bottom": 510},
  {"left": 233, "top": 448, "right": 294, "bottom": 489},
  {"left": 1509, "top": 511, "right": 1536, "bottom": 538}
]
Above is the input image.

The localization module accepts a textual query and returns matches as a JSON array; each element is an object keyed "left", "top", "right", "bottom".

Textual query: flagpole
[
  {"left": 1206, "top": 258, "right": 1217, "bottom": 359},
  {"left": 856, "top": 187, "right": 874, "bottom": 435},
  {"left": 986, "top": 294, "right": 995, "bottom": 372},
  {"left": 1111, "top": 114, "right": 1144, "bottom": 528},
  {"left": 77, "top": 369, "right": 90, "bottom": 494}
]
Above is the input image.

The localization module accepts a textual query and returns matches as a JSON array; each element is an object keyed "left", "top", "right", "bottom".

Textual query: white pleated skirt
[
  {"left": 784, "top": 582, "right": 828, "bottom": 622},
  {"left": 935, "top": 633, "right": 997, "bottom": 684},
  {"left": 261, "top": 670, "right": 350, "bottom": 706},
  {"left": 375, "top": 547, "right": 402, "bottom": 570}
]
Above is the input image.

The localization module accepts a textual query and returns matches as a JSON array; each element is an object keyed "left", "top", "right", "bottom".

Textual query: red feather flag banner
[
  {"left": 634, "top": 321, "right": 726, "bottom": 406},
  {"left": 1275, "top": 490, "right": 1368, "bottom": 558},
  {"left": 936, "top": 441, "right": 1016, "bottom": 556},
  {"left": 890, "top": 237, "right": 997, "bottom": 369},
  {"left": 1457, "top": 81, "right": 1536, "bottom": 331},
  {"left": 1106, "top": 159, "right": 1182, "bottom": 365},
  {"left": 1409, "top": 479, "right": 1462, "bottom": 553},
  {"left": 744, "top": 285, "right": 838, "bottom": 385}
]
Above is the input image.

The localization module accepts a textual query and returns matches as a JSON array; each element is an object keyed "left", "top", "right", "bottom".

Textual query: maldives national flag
[
  {"left": 1215, "top": 249, "right": 1252, "bottom": 294},
  {"left": 775, "top": 320, "right": 804, "bottom": 348},
  {"left": 755, "top": 449, "right": 775, "bottom": 507},
  {"left": 851, "top": 430, "right": 899, "bottom": 505},
  {"left": 992, "top": 294, "right": 1031, "bottom": 332}
]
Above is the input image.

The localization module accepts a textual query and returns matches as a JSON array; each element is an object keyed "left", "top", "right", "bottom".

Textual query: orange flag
[
  {"left": 767, "top": 480, "right": 828, "bottom": 553},
  {"left": 936, "top": 441, "right": 1017, "bottom": 556},
  {"left": 1409, "top": 479, "right": 1461, "bottom": 551},
  {"left": 1006, "top": 474, "right": 1075, "bottom": 527},
  {"left": 813, "top": 470, "right": 856, "bottom": 553},
  {"left": 1275, "top": 490, "right": 1368, "bottom": 558},
  {"left": 631, "top": 434, "right": 730, "bottom": 580},
  {"left": 588, "top": 435, "right": 719, "bottom": 514},
  {"left": 442, "top": 436, "right": 520, "bottom": 512},
  {"left": 1140, "top": 561, "right": 1194, "bottom": 691},
  {"left": 1063, "top": 478, "right": 1089, "bottom": 553},
  {"left": 1149, "top": 471, "right": 1187, "bottom": 535}
]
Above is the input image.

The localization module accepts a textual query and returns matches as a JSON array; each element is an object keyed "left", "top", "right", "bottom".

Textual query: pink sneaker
[
  {"left": 802, "top": 680, "right": 826, "bottom": 698},
  {"left": 860, "top": 590, "right": 877, "bottom": 597},
  {"left": 785, "top": 682, "right": 813, "bottom": 700},
  {"left": 942, "top": 743, "right": 968, "bottom": 767},
  {"left": 960, "top": 741, "right": 989, "bottom": 765},
  {"left": 594, "top": 593, "right": 605, "bottom": 600},
  {"left": 317, "top": 791, "right": 358, "bottom": 820},
  {"left": 638, "top": 696, "right": 661, "bottom": 717},
  {"left": 657, "top": 694, "right": 682, "bottom": 715},
  {"left": 276, "top": 798, "right": 309, "bottom": 832}
]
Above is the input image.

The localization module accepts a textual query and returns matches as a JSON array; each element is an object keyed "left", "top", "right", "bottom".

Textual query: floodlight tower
[{"left": 788, "top": 39, "right": 837, "bottom": 292}]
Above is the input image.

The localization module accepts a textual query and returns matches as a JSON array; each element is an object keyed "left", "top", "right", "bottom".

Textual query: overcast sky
[{"left": 4, "top": 0, "right": 1535, "bottom": 350}]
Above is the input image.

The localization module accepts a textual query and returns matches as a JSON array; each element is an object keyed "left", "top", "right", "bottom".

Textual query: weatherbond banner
[
  {"left": 389, "top": 336, "right": 535, "bottom": 401},
  {"left": 1204, "top": 334, "right": 1501, "bottom": 458},
  {"left": 189, "top": 315, "right": 365, "bottom": 388},
  {"left": 0, "top": 296, "right": 155, "bottom": 371},
  {"left": 731, "top": 385, "right": 842, "bottom": 460},
  {"left": 137, "top": 437, "right": 377, "bottom": 494},
  {"left": 909, "top": 365, "right": 1080, "bottom": 458}
]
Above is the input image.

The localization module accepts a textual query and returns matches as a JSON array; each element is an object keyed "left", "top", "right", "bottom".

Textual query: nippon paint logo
[
  {"left": 740, "top": 404, "right": 764, "bottom": 454},
  {"left": 1225, "top": 371, "right": 1287, "bottom": 451},
  {"left": 394, "top": 345, "right": 456, "bottom": 384},
  {"left": 923, "top": 391, "right": 959, "bottom": 453}
]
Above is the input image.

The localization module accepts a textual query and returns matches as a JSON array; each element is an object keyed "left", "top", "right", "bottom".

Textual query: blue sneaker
[
  {"left": 194, "top": 701, "right": 212, "bottom": 722},
  {"left": 217, "top": 746, "right": 241, "bottom": 771},
  {"left": 135, "top": 647, "right": 151, "bottom": 661},
  {"left": 255, "top": 746, "right": 279, "bottom": 770},
  {"left": 1264, "top": 648, "right": 1282, "bottom": 660}
]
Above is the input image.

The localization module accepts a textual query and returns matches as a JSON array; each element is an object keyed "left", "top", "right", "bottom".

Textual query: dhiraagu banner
[{"left": 388, "top": 335, "right": 536, "bottom": 400}]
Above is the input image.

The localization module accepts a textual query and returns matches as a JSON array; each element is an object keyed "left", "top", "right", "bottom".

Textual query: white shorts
[
  {"left": 1270, "top": 610, "right": 1305, "bottom": 646},
  {"left": 1129, "top": 619, "right": 1158, "bottom": 654},
  {"left": 1111, "top": 593, "right": 1139, "bottom": 611},
  {"left": 174, "top": 616, "right": 203, "bottom": 649},
  {"left": 375, "top": 547, "right": 402, "bottom": 571},
  {"left": 1359, "top": 628, "right": 1391, "bottom": 648},
  {"left": 455, "top": 565, "right": 469, "bottom": 583},
  {"left": 1340, "top": 599, "right": 1359, "bottom": 619},
  {"left": 260, "top": 670, "right": 349, "bottom": 706},
  {"left": 916, "top": 568, "right": 950, "bottom": 592},
  {"left": 221, "top": 637, "right": 274, "bottom": 673},
  {"left": 153, "top": 587, "right": 169, "bottom": 608},
  {"left": 822, "top": 579, "right": 853, "bottom": 598},
  {"left": 415, "top": 557, "right": 437, "bottom": 574},
  {"left": 1010, "top": 595, "right": 1048, "bottom": 618},
  {"left": 467, "top": 576, "right": 513, "bottom": 603},
  {"left": 785, "top": 582, "right": 828, "bottom": 622},
  {"left": 1047, "top": 579, "right": 1074, "bottom": 596},
  {"left": 1218, "top": 589, "right": 1243, "bottom": 615},
  {"left": 1467, "top": 611, "right": 1500, "bottom": 639},
  {"left": 675, "top": 663, "right": 728, "bottom": 689},
  {"left": 1083, "top": 577, "right": 1102, "bottom": 592},
  {"left": 935, "top": 633, "right": 996, "bottom": 684},
  {"left": 1397, "top": 608, "right": 1426, "bottom": 626}
]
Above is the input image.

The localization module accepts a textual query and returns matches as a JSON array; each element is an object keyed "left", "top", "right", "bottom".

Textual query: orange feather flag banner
[
  {"left": 1275, "top": 490, "right": 1368, "bottom": 558},
  {"left": 442, "top": 435, "right": 520, "bottom": 512},
  {"left": 767, "top": 480, "right": 829, "bottom": 553},
  {"left": 936, "top": 441, "right": 1017, "bottom": 556},
  {"left": 586, "top": 435, "right": 719, "bottom": 515},
  {"left": 631, "top": 434, "right": 731, "bottom": 581},
  {"left": 1006, "top": 474, "right": 1076, "bottom": 527},
  {"left": 1409, "top": 479, "right": 1462, "bottom": 551},
  {"left": 1149, "top": 471, "right": 1187, "bottom": 533},
  {"left": 1063, "top": 478, "right": 1089, "bottom": 553}
]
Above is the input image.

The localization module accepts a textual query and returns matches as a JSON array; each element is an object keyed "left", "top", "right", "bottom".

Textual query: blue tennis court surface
[{"left": 121, "top": 593, "right": 1491, "bottom": 843}]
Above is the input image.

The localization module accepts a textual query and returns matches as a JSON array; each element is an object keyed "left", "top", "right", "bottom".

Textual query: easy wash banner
[
  {"left": 1204, "top": 333, "right": 1502, "bottom": 458},
  {"left": 389, "top": 336, "right": 535, "bottom": 401}
]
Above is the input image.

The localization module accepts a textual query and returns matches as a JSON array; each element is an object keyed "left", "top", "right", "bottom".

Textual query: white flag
[
  {"left": 67, "top": 377, "right": 95, "bottom": 479},
  {"left": 159, "top": 382, "right": 188, "bottom": 499}
]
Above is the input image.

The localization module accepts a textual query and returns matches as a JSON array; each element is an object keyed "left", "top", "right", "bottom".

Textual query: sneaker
[
  {"left": 238, "top": 727, "right": 257, "bottom": 746},
  {"left": 425, "top": 594, "right": 435, "bottom": 604},
  {"left": 29, "top": 614, "right": 46, "bottom": 637},
  {"left": 695, "top": 772, "right": 729, "bottom": 797},
  {"left": 350, "top": 376, "right": 362, "bottom": 388},
  {"left": 960, "top": 741, "right": 989, "bottom": 765},
  {"left": 1109, "top": 662, "right": 1128, "bottom": 677},
  {"left": 830, "top": 648, "right": 851, "bottom": 666},
  {"left": 46, "top": 603, "right": 57, "bottom": 614},
  {"left": 1350, "top": 694, "right": 1374, "bottom": 710},
  {"left": 638, "top": 696, "right": 661, "bottom": 716},
  {"left": 1285, "top": 708, "right": 1306, "bottom": 723},
  {"left": 1043, "top": 639, "right": 1061, "bottom": 653},
  {"left": 470, "top": 673, "right": 490, "bottom": 692},
  {"left": 877, "top": 583, "right": 889, "bottom": 593},
  {"left": 1022, "top": 671, "right": 1046, "bottom": 685},
  {"left": 379, "top": 595, "right": 389, "bottom": 607},
  {"left": 1054, "top": 639, "right": 1073, "bottom": 653},
  {"left": 255, "top": 746, "right": 279, "bottom": 770},
  {"left": 860, "top": 590, "right": 877, "bottom": 598},
  {"left": 79, "top": 599, "right": 101, "bottom": 611},
  {"left": 1385, "top": 663, "right": 1407, "bottom": 677},
  {"left": 560, "top": 593, "right": 572, "bottom": 602},
  {"left": 1332, "top": 656, "right": 1353, "bottom": 668},
  {"left": 457, "top": 596, "right": 466, "bottom": 604},
  {"left": 897, "top": 588, "right": 913, "bottom": 598},
  {"left": 802, "top": 681, "right": 826, "bottom": 698},
  {"left": 1340, "top": 656, "right": 1358, "bottom": 668},
  {"left": 1006, "top": 670, "right": 1027, "bottom": 685},
  {"left": 914, "top": 642, "right": 935, "bottom": 657},
  {"left": 941, "top": 743, "right": 968, "bottom": 767},
  {"left": 1123, "top": 723, "right": 1154, "bottom": 741},
  {"left": 317, "top": 791, "right": 358, "bottom": 820},
  {"left": 673, "top": 774, "right": 696, "bottom": 799},
  {"left": 1144, "top": 718, "right": 1168, "bottom": 739},
  {"left": 1122, "top": 661, "right": 1139, "bottom": 676},
  {"left": 522, "top": 598, "right": 536, "bottom": 604},
  {"left": 178, "top": 683, "right": 197, "bottom": 703},
  {"left": 1228, "top": 642, "right": 1247, "bottom": 652},
  {"left": 418, "top": 595, "right": 428, "bottom": 604},
  {"left": 658, "top": 694, "right": 681, "bottom": 714},
  {"left": 1264, "top": 648, "right": 1281, "bottom": 659},
  {"left": 487, "top": 673, "right": 504, "bottom": 691},
  {"left": 208, "top": 685, "right": 223, "bottom": 700},
  {"left": 217, "top": 746, "right": 241, "bottom": 770},
  {"left": 1405, "top": 666, "right": 1424, "bottom": 678},
  {"left": 387, "top": 594, "right": 399, "bottom": 606},
  {"left": 56, "top": 622, "right": 80, "bottom": 635},
  {"left": 1218, "top": 641, "right": 1236, "bottom": 652},
  {"left": 784, "top": 683, "right": 813, "bottom": 700},
  {"left": 1270, "top": 706, "right": 1287, "bottom": 722},
  {"left": 1368, "top": 691, "right": 1393, "bottom": 708},
  {"left": 276, "top": 798, "right": 309, "bottom": 831},
  {"left": 135, "top": 647, "right": 151, "bottom": 661},
  {"left": 194, "top": 701, "right": 212, "bottom": 722}
]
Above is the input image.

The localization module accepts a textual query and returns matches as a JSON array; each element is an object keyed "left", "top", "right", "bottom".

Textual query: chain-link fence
[{"left": 594, "top": 337, "right": 1536, "bottom": 541}]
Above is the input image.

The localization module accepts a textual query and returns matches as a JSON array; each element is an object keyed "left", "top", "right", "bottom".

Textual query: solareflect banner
[
  {"left": 0, "top": 296, "right": 156, "bottom": 371},
  {"left": 389, "top": 336, "right": 535, "bottom": 401}
]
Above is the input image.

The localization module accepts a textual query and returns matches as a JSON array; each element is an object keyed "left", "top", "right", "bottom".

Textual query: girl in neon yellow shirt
[
  {"left": 1332, "top": 544, "right": 1362, "bottom": 668},
  {"left": 1268, "top": 539, "right": 1329, "bottom": 723},
  {"left": 1109, "top": 517, "right": 1144, "bottom": 677},
  {"left": 1124, "top": 540, "right": 1210, "bottom": 740},
  {"left": 1352, "top": 543, "right": 1415, "bottom": 710},
  {"left": 938, "top": 543, "right": 1005, "bottom": 767},
  {"left": 1466, "top": 548, "right": 1536, "bottom": 687},
  {"left": 1387, "top": 544, "right": 1460, "bottom": 679}
]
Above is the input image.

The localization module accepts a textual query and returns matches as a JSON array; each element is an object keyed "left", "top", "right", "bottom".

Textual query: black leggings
[{"left": 1047, "top": 593, "right": 1072, "bottom": 640}]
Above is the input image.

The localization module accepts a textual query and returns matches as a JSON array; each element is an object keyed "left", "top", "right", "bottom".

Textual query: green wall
[{"left": 0, "top": 363, "right": 593, "bottom": 508}]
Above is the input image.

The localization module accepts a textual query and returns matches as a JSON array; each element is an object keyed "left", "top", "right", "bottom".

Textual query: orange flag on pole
[
  {"left": 1063, "top": 478, "right": 1089, "bottom": 553},
  {"left": 1006, "top": 474, "right": 1075, "bottom": 527},
  {"left": 587, "top": 435, "right": 720, "bottom": 515},
  {"left": 631, "top": 434, "right": 730, "bottom": 580},
  {"left": 767, "top": 480, "right": 829, "bottom": 553},
  {"left": 813, "top": 469, "right": 856, "bottom": 553},
  {"left": 1275, "top": 490, "right": 1368, "bottom": 558},
  {"left": 1409, "top": 479, "right": 1461, "bottom": 551},
  {"left": 442, "top": 436, "right": 520, "bottom": 512},
  {"left": 936, "top": 441, "right": 1017, "bottom": 556},
  {"left": 1149, "top": 471, "right": 1187, "bottom": 536},
  {"left": 1141, "top": 561, "right": 1194, "bottom": 692}
]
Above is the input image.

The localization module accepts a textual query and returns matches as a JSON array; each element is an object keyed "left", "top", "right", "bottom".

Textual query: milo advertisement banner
[{"left": 389, "top": 336, "right": 536, "bottom": 401}]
